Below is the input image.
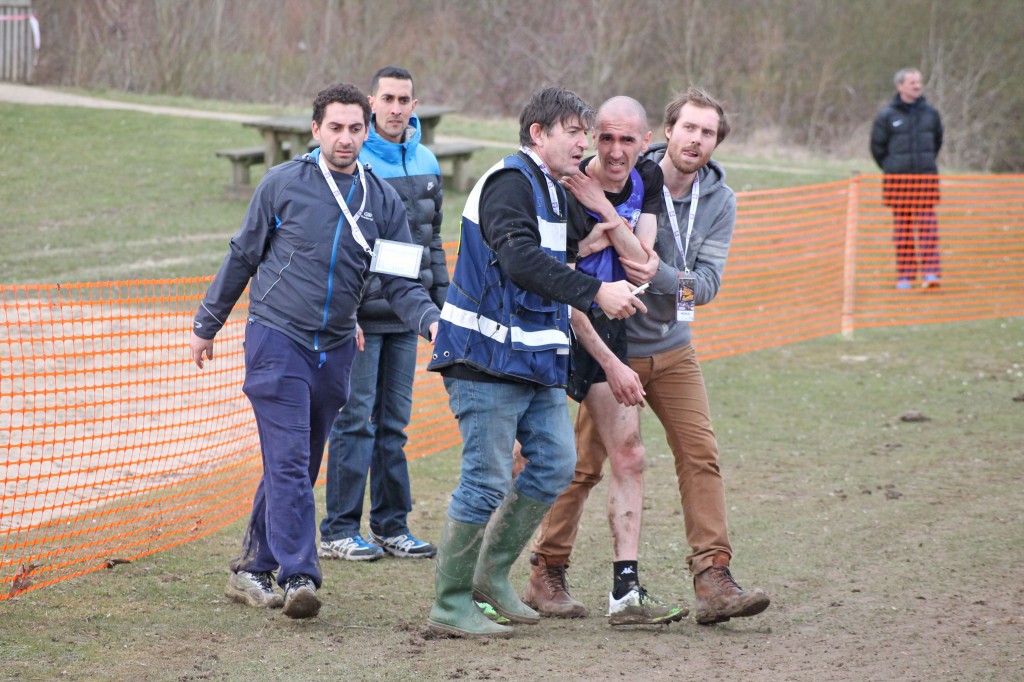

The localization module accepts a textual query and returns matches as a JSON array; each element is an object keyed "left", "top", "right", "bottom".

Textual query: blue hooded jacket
[{"left": 356, "top": 114, "right": 449, "bottom": 333}]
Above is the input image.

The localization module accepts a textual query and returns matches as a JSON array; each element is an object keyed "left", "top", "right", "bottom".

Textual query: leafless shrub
[{"left": 28, "top": 0, "right": 1024, "bottom": 171}]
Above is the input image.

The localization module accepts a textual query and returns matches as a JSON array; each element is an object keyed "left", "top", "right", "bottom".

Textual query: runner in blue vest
[
  {"left": 525, "top": 97, "right": 686, "bottom": 625},
  {"left": 426, "top": 87, "right": 647, "bottom": 638}
]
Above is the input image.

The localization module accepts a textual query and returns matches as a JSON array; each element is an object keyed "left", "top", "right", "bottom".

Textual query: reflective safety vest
[{"left": 428, "top": 153, "right": 571, "bottom": 387}]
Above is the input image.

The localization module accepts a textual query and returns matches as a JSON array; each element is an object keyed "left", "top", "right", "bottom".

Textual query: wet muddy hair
[{"left": 518, "top": 87, "right": 595, "bottom": 147}]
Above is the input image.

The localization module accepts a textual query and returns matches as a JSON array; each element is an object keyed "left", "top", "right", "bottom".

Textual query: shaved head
[
  {"left": 596, "top": 96, "right": 648, "bottom": 133},
  {"left": 589, "top": 96, "right": 652, "bottom": 191}
]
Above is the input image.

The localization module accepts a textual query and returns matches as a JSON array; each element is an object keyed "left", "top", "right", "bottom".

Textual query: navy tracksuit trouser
[{"left": 230, "top": 320, "right": 356, "bottom": 588}]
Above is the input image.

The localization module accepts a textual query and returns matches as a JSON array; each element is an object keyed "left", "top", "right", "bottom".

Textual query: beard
[
  {"left": 325, "top": 149, "right": 358, "bottom": 173},
  {"left": 669, "top": 145, "right": 708, "bottom": 175}
]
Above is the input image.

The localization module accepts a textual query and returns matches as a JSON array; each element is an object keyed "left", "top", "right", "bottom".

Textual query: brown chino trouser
[{"left": 533, "top": 343, "right": 732, "bottom": 576}]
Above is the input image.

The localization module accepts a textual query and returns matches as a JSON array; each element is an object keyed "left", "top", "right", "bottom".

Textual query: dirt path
[
  {"left": 0, "top": 82, "right": 257, "bottom": 122},
  {"left": 0, "top": 83, "right": 514, "bottom": 148}
]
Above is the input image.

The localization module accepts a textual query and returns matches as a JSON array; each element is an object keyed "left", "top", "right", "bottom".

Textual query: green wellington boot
[
  {"left": 473, "top": 489, "right": 550, "bottom": 624},
  {"left": 427, "top": 517, "right": 513, "bottom": 638}
]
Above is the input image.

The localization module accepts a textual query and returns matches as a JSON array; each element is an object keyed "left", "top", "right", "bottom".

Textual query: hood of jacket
[
  {"left": 642, "top": 142, "right": 728, "bottom": 199},
  {"left": 362, "top": 114, "right": 423, "bottom": 168}
]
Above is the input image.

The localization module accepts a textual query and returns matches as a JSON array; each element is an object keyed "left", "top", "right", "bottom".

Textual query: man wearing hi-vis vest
[{"left": 425, "top": 87, "right": 646, "bottom": 638}]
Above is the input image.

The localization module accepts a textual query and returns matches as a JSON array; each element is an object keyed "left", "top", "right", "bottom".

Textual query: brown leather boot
[
  {"left": 693, "top": 554, "right": 770, "bottom": 625},
  {"left": 522, "top": 554, "right": 587, "bottom": 618}
]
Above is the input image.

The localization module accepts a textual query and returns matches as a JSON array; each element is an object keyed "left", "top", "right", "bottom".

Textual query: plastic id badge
[
  {"left": 369, "top": 239, "right": 423, "bottom": 278},
  {"left": 676, "top": 273, "right": 696, "bottom": 322}
]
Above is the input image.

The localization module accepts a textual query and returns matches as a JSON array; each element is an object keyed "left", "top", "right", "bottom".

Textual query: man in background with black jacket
[{"left": 871, "top": 67, "right": 944, "bottom": 290}]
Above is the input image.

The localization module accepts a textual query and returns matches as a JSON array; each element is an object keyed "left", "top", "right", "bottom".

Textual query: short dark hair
[
  {"left": 663, "top": 87, "right": 731, "bottom": 145},
  {"left": 518, "top": 87, "right": 595, "bottom": 147},
  {"left": 312, "top": 83, "right": 371, "bottom": 127},
  {"left": 371, "top": 66, "right": 415, "bottom": 96}
]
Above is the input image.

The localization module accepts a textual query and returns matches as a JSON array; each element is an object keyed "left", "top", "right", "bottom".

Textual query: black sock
[{"left": 612, "top": 561, "right": 639, "bottom": 599}]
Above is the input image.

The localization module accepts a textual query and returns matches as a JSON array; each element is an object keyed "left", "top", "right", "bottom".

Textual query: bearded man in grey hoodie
[{"left": 527, "top": 87, "right": 770, "bottom": 626}]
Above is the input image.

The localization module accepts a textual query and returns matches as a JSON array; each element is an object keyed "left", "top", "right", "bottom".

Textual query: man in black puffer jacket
[
  {"left": 318, "top": 67, "right": 449, "bottom": 563},
  {"left": 870, "top": 67, "right": 944, "bottom": 290}
]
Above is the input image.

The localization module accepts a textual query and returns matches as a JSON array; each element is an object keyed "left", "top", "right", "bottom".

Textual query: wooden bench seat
[
  {"left": 215, "top": 146, "right": 270, "bottom": 190},
  {"left": 215, "top": 142, "right": 317, "bottom": 197},
  {"left": 429, "top": 141, "right": 484, "bottom": 192},
  {"left": 216, "top": 139, "right": 484, "bottom": 197}
]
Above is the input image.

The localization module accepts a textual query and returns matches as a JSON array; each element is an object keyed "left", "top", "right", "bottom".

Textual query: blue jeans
[
  {"left": 320, "top": 330, "right": 418, "bottom": 541},
  {"left": 443, "top": 376, "right": 576, "bottom": 525},
  {"left": 232, "top": 321, "right": 356, "bottom": 588}
]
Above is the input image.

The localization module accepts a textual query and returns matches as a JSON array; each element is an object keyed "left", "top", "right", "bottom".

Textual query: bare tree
[{"left": 29, "top": 0, "right": 1024, "bottom": 170}]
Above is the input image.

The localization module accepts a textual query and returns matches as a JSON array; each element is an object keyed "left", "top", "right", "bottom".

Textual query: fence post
[
  {"left": 841, "top": 172, "right": 861, "bottom": 339},
  {"left": 0, "top": 1, "right": 36, "bottom": 84}
]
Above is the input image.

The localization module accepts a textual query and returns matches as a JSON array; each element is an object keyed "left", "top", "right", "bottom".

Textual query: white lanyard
[
  {"left": 317, "top": 150, "right": 372, "bottom": 256},
  {"left": 663, "top": 173, "right": 699, "bottom": 273},
  {"left": 519, "top": 146, "right": 563, "bottom": 216}
]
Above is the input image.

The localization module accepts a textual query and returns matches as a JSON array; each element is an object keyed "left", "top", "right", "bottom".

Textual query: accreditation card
[
  {"left": 676, "top": 273, "right": 696, "bottom": 322},
  {"left": 369, "top": 239, "right": 423, "bottom": 278}
]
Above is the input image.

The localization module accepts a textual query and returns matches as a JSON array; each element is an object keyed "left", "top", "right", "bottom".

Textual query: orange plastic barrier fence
[
  {"left": 694, "top": 174, "right": 1024, "bottom": 362},
  {"left": 2, "top": 174, "right": 1022, "bottom": 599}
]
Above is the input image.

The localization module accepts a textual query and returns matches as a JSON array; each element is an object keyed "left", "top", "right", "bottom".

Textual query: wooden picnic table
[{"left": 242, "top": 104, "right": 456, "bottom": 168}]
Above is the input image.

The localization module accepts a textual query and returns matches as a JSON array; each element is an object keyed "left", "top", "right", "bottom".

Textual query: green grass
[
  {"left": 1, "top": 104, "right": 256, "bottom": 283},
  {"left": 435, "top": 113, "right": 519, "bottom": 144},
  {"left": 716, "top": 150, "right": 862, "bottom": 191},
  {"left": 436, "top": 113, "right": 865, "bottom": 190},
  {"left": 1, "top": 99, "right": 866, "bottom": 284}
]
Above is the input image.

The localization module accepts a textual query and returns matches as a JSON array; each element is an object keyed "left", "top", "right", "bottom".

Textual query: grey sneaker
[
  {"left": 224, "top": 570, "right": 283, "bottom": 609},
  {"left": 282, "top": 574, "right": 321, "bottom": 619},
  {"left": 318, "top": 535, "right": 384, "bottom": 561},
  {"left": 369, "top": 530, "right": 437, "bottom": 558},
  {"left": 607, "top": 583, "right": 687, "bottom": 626}
]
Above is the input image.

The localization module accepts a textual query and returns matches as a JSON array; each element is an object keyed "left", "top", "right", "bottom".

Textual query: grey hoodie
[{"left": 629, "top": 145, "right": 736, "bottom": 356}]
